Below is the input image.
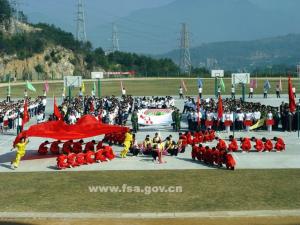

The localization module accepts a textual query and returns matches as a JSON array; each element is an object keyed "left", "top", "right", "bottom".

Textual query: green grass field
[
  {"left": 1, "top": 78, "right": 299, "bottom": 98},
  {"left": 0, "top": 169, "right": 299, "bottom": 213}
]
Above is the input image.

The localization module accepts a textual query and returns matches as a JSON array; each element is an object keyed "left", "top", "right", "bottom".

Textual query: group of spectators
[
  {"left": 0, "top": 97, "right": 46, "bottom": 134},
  {"left": 133, "top": 96, "right": 175, "bottom": 109},
  {"left": 183, "top": 97, "right": 300, "bottom": 132}
]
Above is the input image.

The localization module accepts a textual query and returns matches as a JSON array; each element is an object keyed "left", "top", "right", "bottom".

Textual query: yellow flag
[{"left": 81, "top": 81, "right": 85, "bottom": 93}]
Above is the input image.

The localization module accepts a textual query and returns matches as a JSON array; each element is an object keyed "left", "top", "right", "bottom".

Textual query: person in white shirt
[
  {"left": 231, "top": 85, "right": 235, "bottom": 99},
  {"left": 37, "top": 111, "right": 45, "bottom": 124},
  {"left": 179, "top": 86, "right": 183, "bottom": 99},
  {"left": 198, "top": 86, "right": 203, "bottom": 99},
  {"left": 236, "top": 111, "right": 244, "bottom": 130},
  {"left": 68, "top": 113, "right": 77, "bottom": 124},
  {"left": 292, "top": 86, "right": 296, "bottom": 98},
  {"left": 267, "top": 111, "right": 273, "bottom": 132},
  {"left": 249, "top": 87, "right": 254, "bottom": 98},
  {"left": 122, "top": 88, "right": 126, "bottom": 97},
  {"left": 276, "top": 85, "right": 281, "bottom": 98}
]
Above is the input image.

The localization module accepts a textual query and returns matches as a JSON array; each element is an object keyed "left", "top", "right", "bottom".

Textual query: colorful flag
[
  {"left": 54, "top": 97, "right": 63, "bottom": 120},
  {"left": 288, "top": 76, "right": 296, "bottom": 113},
  {"left": 22, "top": 100, "right": 30, "bottom": 129},
  {"left": 197, "top": 78, "right": 203, "bottom": 88},
  {"left": 181, "top": 79, "right": 188, "bottom": 92},
  {"left": 278, "top": 77, "right": 282, "bottom": 91},
  {"left": 264, "top": 80, "right": 271, "bottom": 90},
  {"left": 26, "top": 81, "right": 36, "bottom": 92},
  {"left": 44, "top": 80, "right": 49, "bottom": 92},
  {"left": 217, "top": 95, "right": 223, "bottom": 120},
  {"left": 219, "top": 78, "right": 225, "bottom": 92},
  {"left": 81, "top": 81, "right": 85, "bottom": 93}
]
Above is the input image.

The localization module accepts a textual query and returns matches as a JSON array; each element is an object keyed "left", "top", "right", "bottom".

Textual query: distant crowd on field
[
  {"left": 54, "top": 95, "right": 179, "bottom": 127},
  {"left": 0, "top": 97, "right": 47, "bottom": 134},
  {"left": 183, "top": 97, "right": 300, "bottom": 132}
]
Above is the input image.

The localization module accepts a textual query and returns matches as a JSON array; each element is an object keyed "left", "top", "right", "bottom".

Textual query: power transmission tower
[
  {"left": 111, "top": 23, "right": 120, "bottom": 52},
  {"left": 179, "top": 23, "right": 192, "bottom": 75},
  {"left": 76, "top": 0, "right": 87, "bottom": 42}
]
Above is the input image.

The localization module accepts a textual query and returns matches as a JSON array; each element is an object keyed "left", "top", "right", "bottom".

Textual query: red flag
[
  {"left": 181, "top": 80, "right": 188, "bottom": 92},
  {"left": 22, "top": 100, "right": 30, "bottom": 129},
  {"left": 54, "top": 97, "right": 63, "bottom": 120},
  {"left": 197, "top": 96, "right": 201, "bottom": 126},
  {"left": 288, "top": 76, "right": 296, "bottom": 113},
  {"left": 217, "top": 95, "right": 223, "bottom": 120}
]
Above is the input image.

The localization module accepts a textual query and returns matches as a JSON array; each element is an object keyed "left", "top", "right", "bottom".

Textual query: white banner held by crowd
[{"left": 138, "top": 109, "right": 173, "bottom": 126}]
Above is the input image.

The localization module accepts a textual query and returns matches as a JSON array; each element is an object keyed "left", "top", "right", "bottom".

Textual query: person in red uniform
[
  {"left": 85, "top": 150, "right": 95, "bottom": 164},
  {"left": 225, "top": 152, "right": 236, "bottom": 170},
  {"left": 72, "top": 140, "right": 84, "bottom": 154},
  {"left": 103, "top": 146, "right": 115, "bottom": 160},
  {"left": 208, "top": 130, "right": 215, "bottom": 142},
  {"left": 179, "top": 133, "right": 188, "bottom": 153},
  {"left": 50, "top": 140, "right": 61, "bottom": 155},
  {"left": 206, "top": 146, "right": 213, "bottom": 166},
  {"left": 76, "top": 152, "right": 86, "bottom": 165},
  {"left": 240, "top": 137, "right": 251, "bottom": 152},
  {"left": 95, "top": 148, "right": 107, "bottom": 162},
  {"left": 57, "top": 154, "right": 68, "bottom": 169},
  {"left": 38, "top": 141, "right": 50, "bottom": 155},
  {"left": 228, "top": 135, "right": 238, "bottom": 152},
  {"left": 96, "top": 141, "right": 104, "bottom": 150},
  {"left": 196, "top": 144, "right": 204, "bottom": 161},
  {"left": 67, "top": 152, "right": 78, "bottom": 168},
  {"left": 212, "top": 147, "right": 221, "bottom": 167},
  {"left": 252, "top": 137, "right": 264, "bottom": 152},
  {"left": 191, "top": 144, "right": 198, "bottom": 160},
  {"left": 262, "top": 138, "right": 273, "bottom": 152},
  {"left": 274, "top": 137, "right": 285, "bottom": 151},
  {"left": 216, "top": 137, "right": 227, "bottom": 151},
  {"left": 84, "top": 140, "right": 96, "bottom": 152},
  {"left": 62, "top": 140, "right": 73, "bottom": 154}
]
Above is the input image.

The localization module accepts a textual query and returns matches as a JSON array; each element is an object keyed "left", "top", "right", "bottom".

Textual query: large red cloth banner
[{"left": 14, "top": 115, "right": 128, "bottom": 147}]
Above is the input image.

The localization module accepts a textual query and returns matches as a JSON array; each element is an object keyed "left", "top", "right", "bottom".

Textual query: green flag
[
  {"left": 219, "top": 78, "right": 225, "bottom": 92},
  {"left": 26, "top": 81, "right": 36, "bottom": 92}
]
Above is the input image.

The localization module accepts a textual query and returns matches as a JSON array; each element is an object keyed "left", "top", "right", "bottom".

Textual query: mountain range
[{"left": 160, "top": 33, "right": 300, "bottom": 71}]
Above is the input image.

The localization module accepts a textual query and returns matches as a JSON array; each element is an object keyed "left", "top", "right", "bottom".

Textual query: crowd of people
[
  {"left": 183, "top": 97, "right": 299, "bottom": 132},
  {"left": 133, "top": 96, "right": 175, "bottom": 109},
  {"left": 0, "top": 97, "right": 46, "bottom": 134}
]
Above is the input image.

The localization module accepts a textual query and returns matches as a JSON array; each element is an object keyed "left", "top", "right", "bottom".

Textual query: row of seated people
[
  {"left": 191, "top": 144, "right": 236, "bottom": 170},
  {"left": 224, "top": 136, "right": 286, "bottom": 152},
  {"left": 38, "top": 140, "right": 106, "bottom": 155},
  {"left": 56, "top": 145, "right": 115, "bottom": 169}
]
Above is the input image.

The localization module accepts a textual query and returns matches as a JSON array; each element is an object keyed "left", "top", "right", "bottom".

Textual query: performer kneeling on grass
[
  {"left": 11, "top": 137, "right": 29, "bottom": 169},
  {"left": 252, "top": 137, "right": 264, "bottom": 152},
  {"left": 228, "top": 135, "right": 238, "bottom": 152}
]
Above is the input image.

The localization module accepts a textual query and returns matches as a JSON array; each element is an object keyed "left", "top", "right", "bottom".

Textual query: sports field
[
  {"left": 0, "top": 170, "right": 299, "bottom": 213},
  {"left": 0, "top": 77, "right": 298, "bottom": 98}
]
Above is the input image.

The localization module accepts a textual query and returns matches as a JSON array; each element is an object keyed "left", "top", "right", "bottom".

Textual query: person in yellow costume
[
  {"left": 120, "top": 130, "right": 133, "bottom": 158},
  {"left": 11, "top": 137, "right": 29, "bottom": 169}
]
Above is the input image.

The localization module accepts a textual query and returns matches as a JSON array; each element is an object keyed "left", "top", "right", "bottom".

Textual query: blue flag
[
  {"left": 197, "top": 78, "right": 203, "bottom": 88},
  {"left": 264, "top": 80, "right": 271, "bottom": 90}
]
